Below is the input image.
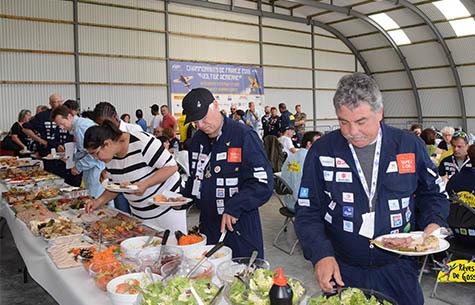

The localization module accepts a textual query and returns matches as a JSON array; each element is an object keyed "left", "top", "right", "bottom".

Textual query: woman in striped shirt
[{"left": 84, "top": 121, "right": 186, "bottom": 231}]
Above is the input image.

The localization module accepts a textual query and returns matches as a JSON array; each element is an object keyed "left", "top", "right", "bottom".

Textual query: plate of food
[
  {"left": 371, "top": 231, "right": 450, "bottom": 256},
  {"left": 152, "top": 190, "right": 192, "bottom": 207},
  {"left": 104, "top": 181, "right": 138, "bottom": 193},
  {"left": 42, "top": 152, "right": 65, "bottom": 160}
]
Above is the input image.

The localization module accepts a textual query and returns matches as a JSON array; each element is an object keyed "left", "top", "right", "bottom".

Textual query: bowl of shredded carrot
[{"left": 171, "top": 231, "right": 207, "bottom": 255}]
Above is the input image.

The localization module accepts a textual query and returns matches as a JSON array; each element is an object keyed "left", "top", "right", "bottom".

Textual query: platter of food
[
  {"left": 31, "top": 217, "right": 83, "bottom": 240},
  {"left": 84, "top": 214, "right": 157, "bottom": 244},
  {"left": 371, "top": 231, "right": 449, "bottom": 256},
  {"left": 14, "top": 202, "right": 57, "bottom": 224},
  {"left": 0, "top": 157, "right": 38, "bottom": 169},
  {"left": 1, "top": 169, "right": 58, "bottom": 185},
  {"left": 72, "top": 208, "right": 119, "bottom": 224},
  {"left": 46, "top": 235, "right": 96, "bottom": 269},
  {"left": 44, "top": 196, "right": 90, "bottom": 212},
  {"left": 152, "top": 190, "right": 192, "bottom": 207}
]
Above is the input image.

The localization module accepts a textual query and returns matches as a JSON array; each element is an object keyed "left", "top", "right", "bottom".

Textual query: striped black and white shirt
[{"left": 106, "top": 131, "right": 181, "bottom": 220}]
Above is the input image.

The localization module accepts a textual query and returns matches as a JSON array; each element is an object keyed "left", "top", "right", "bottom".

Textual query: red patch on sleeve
[{"left": 396, "top": 153, "right": 416, "bottom": 174}]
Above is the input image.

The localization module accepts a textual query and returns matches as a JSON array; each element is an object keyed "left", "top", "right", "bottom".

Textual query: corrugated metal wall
[{"left": 0, "top": 0, "right": 363, "bottom": 132}]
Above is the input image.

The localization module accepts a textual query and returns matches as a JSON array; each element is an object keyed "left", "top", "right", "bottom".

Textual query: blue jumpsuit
[
  {"left": 295, "top": 123, "right": 449, "bottom": 305},
  {"left": 279, "top": 110, "right": 295, "bottom": 131},
  {"left": 183, "top": 116, "right": 273, "bottom": 258},
  {"left": 24, "top": 109, "right": 82, "bottom": 186}
]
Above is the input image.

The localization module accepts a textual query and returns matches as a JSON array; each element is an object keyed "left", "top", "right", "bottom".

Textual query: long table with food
[{"left": 0, "top": 156, "right": 405, "bottom": 305}]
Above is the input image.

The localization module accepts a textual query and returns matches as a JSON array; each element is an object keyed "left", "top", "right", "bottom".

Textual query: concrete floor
[{"left": 1, "top": 195, "right": 474, "bottom": 304}]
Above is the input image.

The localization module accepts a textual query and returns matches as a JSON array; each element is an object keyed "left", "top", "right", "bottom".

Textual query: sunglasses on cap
[{"left": 453, "top": 131, "right": 468, "bottom": 141}]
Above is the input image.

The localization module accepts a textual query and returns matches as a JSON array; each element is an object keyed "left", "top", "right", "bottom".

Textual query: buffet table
[{"left": 0, "top": 186, "right": 112, "bottom": 305}]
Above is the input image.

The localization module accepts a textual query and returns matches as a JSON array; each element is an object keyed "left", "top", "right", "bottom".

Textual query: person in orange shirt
[{"left": 160, "top": 105, "right": 177, "bottom": 130}]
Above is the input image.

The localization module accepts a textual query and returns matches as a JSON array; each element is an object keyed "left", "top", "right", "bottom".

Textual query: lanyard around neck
[{"left": 348, "top": 128, "right": 382, "bottom": 212}]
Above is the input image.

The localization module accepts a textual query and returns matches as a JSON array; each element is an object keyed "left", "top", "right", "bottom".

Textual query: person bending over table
[
  {"left": 84, "top": 121, "right": 186, "bottom": 232},
  {"left": 51, "top": 105, "right": 105, "bottom": 198}
]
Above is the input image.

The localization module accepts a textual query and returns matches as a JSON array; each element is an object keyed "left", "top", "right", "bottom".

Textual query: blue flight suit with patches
[
  {"left": 279, "top": 110, "right": 295, "bottom": 132},
  {"left": 183, "top": 116, "right": 273, "bottom": 258},
  {"left": 295, "top": 123, "right": 449, "bottom": 305}
]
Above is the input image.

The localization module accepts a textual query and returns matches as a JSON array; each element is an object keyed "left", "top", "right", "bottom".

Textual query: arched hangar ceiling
[{"left": 172, "top": 0, "right": 475, "bottom": 130}]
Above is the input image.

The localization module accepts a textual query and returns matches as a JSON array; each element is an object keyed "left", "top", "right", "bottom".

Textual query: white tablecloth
[{"left": 0, "top": 200, "right": 111, "bottom": 305}]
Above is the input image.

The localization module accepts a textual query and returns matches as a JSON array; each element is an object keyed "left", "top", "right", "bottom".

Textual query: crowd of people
[{"left": 1, "top": 72, "right": 474, "bottom": 305}]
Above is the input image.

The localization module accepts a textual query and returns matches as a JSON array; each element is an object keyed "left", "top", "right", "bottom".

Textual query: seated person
[
  {"left": 1, "top": 110, "right": 32, "bottom": 154},
  {"left": 157, "top": 135, "right": 170, "bottom": 151},
  {"left": 438, "top": 131, "right": 471, "bottom": 181},
  {"left": 162, "top": 127, "right": 179, "bottom": 153},
  {"left": 280, "top": 131, "right": 321, "bottom": 212},
  {"left": 446, "top": 144, "right": 475, "bottom": 247},
  {"left": 437, "top": 126, "right": 454, "bottom": 153},
  {"left": 279, "top": 126, "right": 298, "bottom": 157},
  {"left": 420, "top": 128, "right": 437, "bottom": 162}
]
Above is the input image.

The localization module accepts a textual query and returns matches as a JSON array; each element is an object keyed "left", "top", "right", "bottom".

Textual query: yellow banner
[{"left": 437, "top": 259, "right": 475, "bottom": 282}]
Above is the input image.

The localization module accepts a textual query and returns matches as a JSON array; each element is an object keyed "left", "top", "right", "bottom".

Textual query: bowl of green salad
[{"left": 225, "top": 268, "right": 306, "bottom": 305}]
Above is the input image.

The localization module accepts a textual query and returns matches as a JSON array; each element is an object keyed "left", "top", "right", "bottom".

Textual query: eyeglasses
[{"left": 89, "top": 146, "right": 103, "bottom": 159}]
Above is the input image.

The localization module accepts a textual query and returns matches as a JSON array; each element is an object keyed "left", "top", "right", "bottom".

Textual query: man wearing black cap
[{"left": 181, "top": 88, "right": 274, "bottom": 258}]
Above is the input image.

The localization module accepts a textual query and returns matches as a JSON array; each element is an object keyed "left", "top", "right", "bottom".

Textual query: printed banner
[{"left": 169, "top": 61, "right": 264, "bottom": 116}]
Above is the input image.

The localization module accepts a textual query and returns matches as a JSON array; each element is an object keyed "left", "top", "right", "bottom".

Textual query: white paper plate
[
  {"left": 105, "top": 184, "right": 139, "bottom": 193},
  {"left": 373, "top": 231, "right": 450, "bottom": 256},
  {"left": 42, "top": 155, "right": 63, "bottom": 160},
  {"left": 151, "top": 190, "right": 192, "bottom": 207}
]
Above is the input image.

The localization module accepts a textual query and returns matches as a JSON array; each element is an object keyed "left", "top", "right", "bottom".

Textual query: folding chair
[
  {"left": 430, "top": 194, "right": 475, "bottom": 304},
  {"left": 272, "top": 173, "right": 299, "bottom": 255}
]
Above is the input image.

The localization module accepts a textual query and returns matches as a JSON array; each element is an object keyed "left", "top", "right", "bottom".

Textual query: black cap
[
  {"left": 150, "top": 104, "right": 159, "bottom": 112},
  {"left": 182, "top": 88, "right": 215, "bottom": 124}
]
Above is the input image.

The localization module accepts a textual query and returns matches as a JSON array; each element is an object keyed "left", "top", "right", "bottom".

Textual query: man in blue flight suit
[
  {"left": 295, "top": 73, "right": 449, "bottom": 305},
  {"left": 181, "top": 88, "right": 273, "bottom": 258},
  {"left": 23, "top": 94, "right": 81, "bottom": 187},
  {"left": 278, "top": 103, "right": 295, "bottom": 132}
]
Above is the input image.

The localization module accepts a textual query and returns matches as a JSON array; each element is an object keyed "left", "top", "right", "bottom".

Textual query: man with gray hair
[{"left": 295, "top": 72, "right": 449, "bottom": 305}]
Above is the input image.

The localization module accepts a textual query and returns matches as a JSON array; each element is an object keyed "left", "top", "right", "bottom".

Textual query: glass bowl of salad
[{"left": 216, "top": 257, "right": 270, "bottom": 284}]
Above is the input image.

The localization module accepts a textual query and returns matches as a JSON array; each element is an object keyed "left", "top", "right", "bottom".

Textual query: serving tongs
[
  {"left": 189, "top": 284, "right": 205, "bottom": 305},
  {"left": 186, "top": 242, "right": 224, "bottom": 278},
  {"left": 233, "top": 250, "right": 258, "bottom": 299},
  {"left": 152, "top": 229, "right": 170, "bottom": 270},
  {"left": 208, "top": 285, "right": 225, "bottom": 305},
  {"left": 322, "top": 278, "right": 344, "bottom": 297}
]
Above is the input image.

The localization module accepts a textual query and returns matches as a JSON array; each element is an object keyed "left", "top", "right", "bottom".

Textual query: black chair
[
  {"left": 430, "top": 194, "right": 475, "bottom": 304},
  {"left": 272, "top": 173, "right": 299, "bottom": 255}
]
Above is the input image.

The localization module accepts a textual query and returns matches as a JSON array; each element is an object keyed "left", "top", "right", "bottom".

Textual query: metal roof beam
[
  {"left": 167, "top": 0, "right": 371, "bottom": 76},
  {"left": 287, "top": 0, "right": 423, "bottom": 123},
  {"left": 385, "top": 0, "right": 467, "bottom": 130}
]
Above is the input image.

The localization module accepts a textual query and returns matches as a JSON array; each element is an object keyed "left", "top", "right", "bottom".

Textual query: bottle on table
[{"left": 269, "top": 267, "right": 293, "bottom": 305}]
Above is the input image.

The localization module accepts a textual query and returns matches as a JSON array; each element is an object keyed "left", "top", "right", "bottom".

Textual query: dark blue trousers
[
  {"left": 200, "top": 210, "right": 264, "bottom": 259},
  {"left": 114, "top": 193, "right": 131, "bottom": 214},
  {"left": 337, "top": 258, "right": 424, "bottom": 305}
]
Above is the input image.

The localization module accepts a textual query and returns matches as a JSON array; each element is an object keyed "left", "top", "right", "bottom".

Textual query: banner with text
[{"left": 169, "top": 61, "right": 264, "bottom": 116}]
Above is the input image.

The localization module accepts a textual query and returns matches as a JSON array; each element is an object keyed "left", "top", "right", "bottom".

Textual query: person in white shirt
[
  {"left": 279, "top": 125, "right": 298, "bottom": 157},
  {"left": 150, "top": 104, "right": 163, "bottom": 136}
]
